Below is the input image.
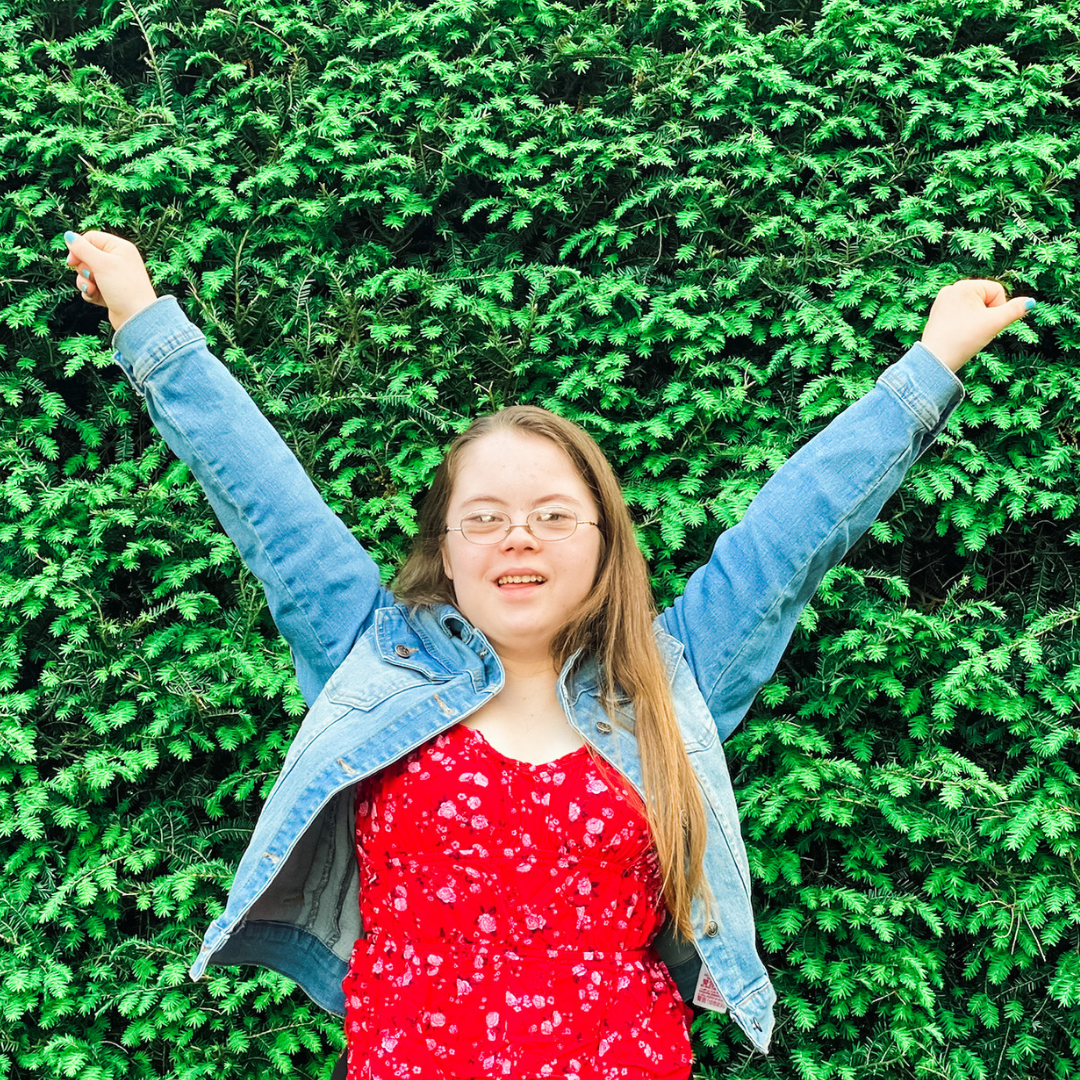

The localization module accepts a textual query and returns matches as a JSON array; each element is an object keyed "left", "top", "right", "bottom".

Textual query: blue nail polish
[
  {"left": 64, "top": 230, "right": 78, "bottom": 244},
  {"left": 79, "top": 283, "right": 87, "bottom": 292},
  {"left": 81, "top": 268, "right": 90, "bottom": 279},
  {"left": 1024, "top": 298, "right": 1036, "bottom": 311}
]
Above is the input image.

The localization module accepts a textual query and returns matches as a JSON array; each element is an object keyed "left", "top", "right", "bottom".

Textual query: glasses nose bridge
[{"left": 500, "top": 518, "right": 539, "bottom": 544}]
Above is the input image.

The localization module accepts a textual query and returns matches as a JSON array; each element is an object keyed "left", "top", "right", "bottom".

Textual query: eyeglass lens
[{"left": 460, "top": 508, "right": 579, "bottom": 543}]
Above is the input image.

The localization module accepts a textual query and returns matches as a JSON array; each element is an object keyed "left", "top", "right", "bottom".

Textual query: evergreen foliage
[{"left": 1, "top": 0, "right": 1078, "bottom": 1075}]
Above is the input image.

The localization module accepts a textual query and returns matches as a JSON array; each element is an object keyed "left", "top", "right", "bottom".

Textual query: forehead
[{"left": 449, "top": 430, "right": 594, "bottom": 506}]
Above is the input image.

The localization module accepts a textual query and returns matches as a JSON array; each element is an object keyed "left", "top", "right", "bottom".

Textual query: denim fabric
[{"left": 112, "top": 296, "right": 962, "bottom": 1054}]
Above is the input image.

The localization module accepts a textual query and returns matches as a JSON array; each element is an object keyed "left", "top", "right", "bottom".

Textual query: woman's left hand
[{"left": 919, "top": 279, "right": 1036, "bottom": 373}]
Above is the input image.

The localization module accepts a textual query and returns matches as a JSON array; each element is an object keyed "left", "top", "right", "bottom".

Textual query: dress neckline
[{"left": 460, "top": 723, "right": 590, "bottom": 770}]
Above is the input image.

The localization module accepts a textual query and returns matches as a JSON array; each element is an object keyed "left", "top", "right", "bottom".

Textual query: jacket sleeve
[
  {"left": 111, "top": 295, "right": 393, "bottom": 705},
  {"left": 657, "top": 343, "right": 963, "bottom": 742}
]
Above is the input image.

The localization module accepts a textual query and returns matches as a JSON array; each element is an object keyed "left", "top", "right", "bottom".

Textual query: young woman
[{"left": 64, "top": 229, "right": 1034, "bottom": 1079}]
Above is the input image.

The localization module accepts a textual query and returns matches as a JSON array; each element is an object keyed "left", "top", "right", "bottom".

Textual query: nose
[{"left": 499, "top": 522, "right": 539, "bottom": 548}]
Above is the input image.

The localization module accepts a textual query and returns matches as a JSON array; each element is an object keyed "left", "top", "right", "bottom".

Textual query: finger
[
  {"left": 964, "top": 279, "right": 1009, "bottom": 308},
  {"left": 73, "top": 265, "right": 100, "bottom": 295},
  {"left": 78, "top": 281, "right": 107, "bottom": 307},
  {"left": 1005, "top": 295, "right": 1036, "bottom": 323},
  {"left": 985, "top": 296, "right": 1036, "bottom": 336},
  {"left": 64, "top": 231, "right": 106, "bottom": 270},
  {"left": 80, "top": 229, "right": 132, "bottom": 255},
  {"left": 64, "top": 229, "right": 131, "bottom": 266}
]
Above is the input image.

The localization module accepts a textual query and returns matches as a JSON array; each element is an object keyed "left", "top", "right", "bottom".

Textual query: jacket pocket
[{"left": 321, "top": 631, "right": 451, "bottom": 711}]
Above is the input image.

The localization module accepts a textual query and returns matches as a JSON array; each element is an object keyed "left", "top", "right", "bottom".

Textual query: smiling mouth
[{"left": 496, "top": 574, "right": 547, "bottom": 586}]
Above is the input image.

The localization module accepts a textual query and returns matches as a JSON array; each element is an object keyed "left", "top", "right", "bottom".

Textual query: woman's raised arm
[
  {"left": 64, "top": 230, "right": 392, "bottom": 705},
  {"left": 658, "top": 281, "right": 1036, "bottom": 741}
]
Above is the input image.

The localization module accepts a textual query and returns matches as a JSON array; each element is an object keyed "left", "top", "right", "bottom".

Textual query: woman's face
[{"left": 441, "top": 430, "right": 603, "bottom": 667}]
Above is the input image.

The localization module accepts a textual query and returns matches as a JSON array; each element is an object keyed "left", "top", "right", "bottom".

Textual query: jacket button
[
  {"left": 595, "top": 720, "right": 612, "bottom": 734},
  {"left": 704, "top": 920, "right": 719, "bottom": 937},
  {"left": 394, "top": 644, "right": 412, "bottom": 658}
]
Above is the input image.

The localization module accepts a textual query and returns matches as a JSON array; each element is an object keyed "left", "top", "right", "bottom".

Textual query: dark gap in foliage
[
  {"left": 87, "top": 19, "right": 152, "bottom": 88},
  {"left": 11, "top": 650, "right": 47, "bottom": 697},
  {"left": 167, "top": 50, "right": 203, "bottom": 98},
  {"left": 22, "top": 4, "right": 89, "bottom": 42},
  {"left": 391, "top": 215, "right": 439, "bottom": 259},
  {"left": 903, "top": 535, "right": 971, "bottom": 612},
  {"left": 975, "top": 519, "right": 1079, "bottom": 610},
  {"left": 951, "top": 15, "right": 1027, "bottom": 52},
  {"left": 744, "top": 0, "right": 823, "bottom": 37},
  {"left": 627, "top": 343, "right": 677, "bottom": 393},
  {"left": 53, "top": 296, "right": 112, "bottom": 338},
  {"left": 796, "top": 832, "right": 835, "bottom": 883},
  {"left": 45, "top": 371, "right": 93, "bottom": 418},
  {"left": 100, "top": 566, "right": 155, "bottom": 623}
]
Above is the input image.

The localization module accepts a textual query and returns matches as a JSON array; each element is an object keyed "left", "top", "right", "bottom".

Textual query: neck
[
  {"left": 495, "top": 648, "right": 561, "bottom": 703},
  {"left": 463, "top": 643, "right": 584, "bottom": 763}
]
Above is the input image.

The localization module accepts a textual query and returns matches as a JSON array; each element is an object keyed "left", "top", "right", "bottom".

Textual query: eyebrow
[{"left": 459, "top": 494, "right": 585, "bottom": 509}]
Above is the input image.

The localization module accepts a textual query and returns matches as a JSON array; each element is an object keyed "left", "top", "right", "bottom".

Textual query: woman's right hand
[
  {"left": 64, "top": 230, "right": 159, "bottom": 332},
  {"left": 919, "top": 279, "right": 1035, "bottom": 374}
]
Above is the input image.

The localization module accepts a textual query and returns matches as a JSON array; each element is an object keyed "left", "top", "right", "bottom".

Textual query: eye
[
  {"left": 533, "top": 508, "right": 572, "bottom": 523},
  {"left": 463, "top": 511, "right": 504, "bottom": 527}
]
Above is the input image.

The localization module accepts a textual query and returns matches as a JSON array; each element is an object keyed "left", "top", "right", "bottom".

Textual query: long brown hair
[{"left": 393, "top": 406, "right": 707, "bottom": 938}]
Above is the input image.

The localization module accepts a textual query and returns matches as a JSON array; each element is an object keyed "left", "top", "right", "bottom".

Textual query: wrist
[
  {"left": 111, "top": 292, "right": 160, "bottom": 333},
  {"left": 917, "top": 336, "right": 966, "bottom": 373}
]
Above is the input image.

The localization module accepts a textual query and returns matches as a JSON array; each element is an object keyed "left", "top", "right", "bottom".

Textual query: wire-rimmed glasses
[{"left": 445, "top": 507, "right": 599, "bottom": 545}]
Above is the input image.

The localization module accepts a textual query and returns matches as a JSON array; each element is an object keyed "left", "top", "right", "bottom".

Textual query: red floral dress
[{"left": 343, "top": 723, "right": 693, "bottom": 1079}]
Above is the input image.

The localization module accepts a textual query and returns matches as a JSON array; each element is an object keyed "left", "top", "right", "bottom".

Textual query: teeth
[{"left": 497, "top": 575, "right": 545, "bottom": 585}]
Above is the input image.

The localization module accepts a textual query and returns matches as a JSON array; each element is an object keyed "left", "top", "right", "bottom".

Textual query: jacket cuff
[
  {"left": 876, "top": 341, "right": 964, "bottom": 442},
  {"left": 111, "top": 295, "right": 204, "bottom": 394}
]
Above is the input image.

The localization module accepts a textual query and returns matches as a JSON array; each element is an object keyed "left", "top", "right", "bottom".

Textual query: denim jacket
[{"left": 111, "top": 297, "right": 962, "bottom": 1055}]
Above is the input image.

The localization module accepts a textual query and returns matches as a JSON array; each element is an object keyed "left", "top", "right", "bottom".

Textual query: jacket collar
[
  {"left": 373, "top": 603, "right": 500, "bottom": 692},
  {"left": 377, "top": 602, "right": 685, "bottom": 698}
]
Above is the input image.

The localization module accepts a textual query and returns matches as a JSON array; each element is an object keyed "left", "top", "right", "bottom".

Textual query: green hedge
[{"left": 1, "top": 0, "right": 1078, "bottom": 1076}]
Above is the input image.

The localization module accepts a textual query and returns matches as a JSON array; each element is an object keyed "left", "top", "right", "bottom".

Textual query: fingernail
[
  {"left": 79, "top": 282, "right": 87, "bottom": 293},
  {"left": 1023, "top": 298, "right": 1036, "bottom": 311},
  {"left": 64, "top": 230, "right": 79, "bottom": 245},
  {"left": 81, "top": 268, "right": 91, "bottom": 279}
]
